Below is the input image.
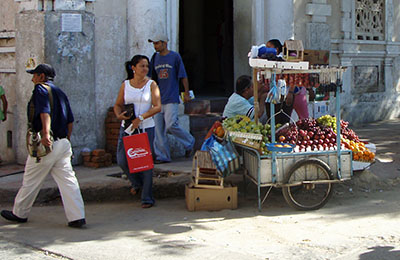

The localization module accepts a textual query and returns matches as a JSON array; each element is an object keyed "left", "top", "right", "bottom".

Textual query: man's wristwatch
[{"left": 138, "top": 115, "right": 144, "bottom": 121}]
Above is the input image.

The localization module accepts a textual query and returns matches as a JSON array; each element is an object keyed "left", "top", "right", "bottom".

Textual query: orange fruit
[{"left": 216, "top": 126, "right": 225, "bottom": 138}]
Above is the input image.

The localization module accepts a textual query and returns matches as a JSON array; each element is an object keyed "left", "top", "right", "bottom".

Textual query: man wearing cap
[
  {"left": 148, "top": 34, "right": 195, "bottom": 164},
  {"left": 0, "top": 64, "right": 86, "bottom": 228}
]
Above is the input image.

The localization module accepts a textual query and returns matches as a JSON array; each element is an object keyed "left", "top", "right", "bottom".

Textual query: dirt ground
[{"left": 1, "top": 172, "right": 399, "bottom": 260}]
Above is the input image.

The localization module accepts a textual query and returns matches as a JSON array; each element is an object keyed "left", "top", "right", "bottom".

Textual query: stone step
[{"left": 189, "top": 113, "right": 223, "bottom": 150}]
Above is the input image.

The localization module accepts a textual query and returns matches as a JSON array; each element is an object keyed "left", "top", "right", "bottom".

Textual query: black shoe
[
  {"left": 68, "top": 218, "right": 86, "bottom": 228},
  {"left": 154, "top": 160, "right": 170, "bottom": 164},
  {"left": 1, "top": 210, "right": 28, "bottom": 223},
  {"left": 185, "top": 147, "right": 195, "bottom": 158}
]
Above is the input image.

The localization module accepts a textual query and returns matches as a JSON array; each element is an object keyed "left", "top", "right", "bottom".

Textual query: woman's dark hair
[
  {"left": 267, "top": 39, "right": 283, "bottom": 54},
  {"left": 236, "top": 75, "right": 252, "bottom": 94},
  {"left": 125, "top": 55, "right": 150, "bottom": 80}
]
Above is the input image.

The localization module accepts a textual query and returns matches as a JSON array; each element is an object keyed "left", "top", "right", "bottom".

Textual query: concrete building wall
[
  {"left": 44, "top": 11, "right": 96, "bottom": 164},
  {"left": 14, "top": 11, "right": 46, "bottom": 163},
  {"left": 92, "top": 0, "right": 128, "bottom": 149},
  {"left": 233, "top": 0, "right": 252, "bottom": 80},
  {"left": 2, "top": 0, "right": 400, "bottom": 165},
  {"left": 0, "top": 0, "right": 18, "bottom": 31},
  {"left": 128, "top": 0, "right": 167, "bottom": 58},
  {"left": 0, "top": 0, "right": 18, "bottom": 162},
  {"left": 328, "top": 0, "right": 342, "bottom": 40}
]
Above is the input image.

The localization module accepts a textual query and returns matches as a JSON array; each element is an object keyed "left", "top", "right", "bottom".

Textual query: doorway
[{"left": 179, "top": 0, "right": 234, "bottom": 97}]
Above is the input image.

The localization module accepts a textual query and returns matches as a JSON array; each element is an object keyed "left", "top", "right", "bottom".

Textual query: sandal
[
  {"left": 141, "top": 203, "right": 153, "bottom": 209},
  {"left": 130, "top": 188, "right": 140, "bottom": 196}
]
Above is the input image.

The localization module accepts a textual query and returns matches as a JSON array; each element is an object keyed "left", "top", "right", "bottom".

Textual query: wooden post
[{"left": 253, "top": 68, "right": 259, "bottom": 124}]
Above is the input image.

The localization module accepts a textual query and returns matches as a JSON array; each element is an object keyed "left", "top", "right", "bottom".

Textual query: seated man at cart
[{"left": 223, "top": 75, "right": 269, "bottom": 120}]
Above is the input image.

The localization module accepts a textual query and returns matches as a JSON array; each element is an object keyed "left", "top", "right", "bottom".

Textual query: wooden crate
[
  {"left": 229, "top": 131, "right": 262, "bottom": 151},
  {"left": 192, "top": 151, "right": 224, "bottom": 189}
]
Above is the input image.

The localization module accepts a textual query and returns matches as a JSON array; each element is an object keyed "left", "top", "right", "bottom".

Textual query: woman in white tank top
[{"left": 114, "top": 55, "right": 161, "bottom": 208}]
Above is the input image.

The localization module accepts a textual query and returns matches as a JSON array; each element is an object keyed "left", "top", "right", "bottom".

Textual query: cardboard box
[
  {"left": 309, "top": 101, "right": 330, "bottom": 119},
  {"left": 185, "top": 184, "right": 237, "bottom": 211},
  {"left": 303, "top": 50, "right": 330, "bottom": 65}
]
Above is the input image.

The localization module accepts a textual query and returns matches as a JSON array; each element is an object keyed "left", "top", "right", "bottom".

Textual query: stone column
[
  {"left": 127, "top": 0, "right": 167, "bottom": 58},
  {"left": 305, "top": 0, "right": 331, "bottom": 50},
  {"left": 251, "top": 0, "right": 265, "bottom": 45},
  {"left": 265, "top": 0, "right": 294, "bottom": 42},
  {"left": 340, "top": 0, "right": 353, "bottom": 40},
  {"left": 252, "top": 0, "right": 294, "bottom": 45}
]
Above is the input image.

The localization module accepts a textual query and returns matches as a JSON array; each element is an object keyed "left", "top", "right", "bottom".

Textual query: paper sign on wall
[{"left": 61, "top": 13, "right": 82, "bottom": 32}]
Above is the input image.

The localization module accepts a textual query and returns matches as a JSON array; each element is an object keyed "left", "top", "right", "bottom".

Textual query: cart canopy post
[{"left": 253, "top": 68, "right": 259, "bottom": 124}]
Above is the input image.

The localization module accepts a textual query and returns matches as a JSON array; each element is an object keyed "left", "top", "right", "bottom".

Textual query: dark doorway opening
[{"left": 179, "top": 0, "right": 234, "bottom": 97}]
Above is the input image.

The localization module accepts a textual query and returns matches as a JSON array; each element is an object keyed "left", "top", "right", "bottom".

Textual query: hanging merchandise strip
[{"left": 266, "top": 73, "right": 279, "bottom": 104}]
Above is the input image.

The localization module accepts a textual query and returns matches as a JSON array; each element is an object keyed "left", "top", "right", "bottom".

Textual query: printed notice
[{"left": 61, "top": 13, "right": 82, "bottom": 32}]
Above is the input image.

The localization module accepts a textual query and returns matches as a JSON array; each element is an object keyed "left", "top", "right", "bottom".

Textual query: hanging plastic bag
[
  {"left": 200, "top": 135, "right": 240, "bottom": 178},
  {"left": 266, "top": 74, "right": 281, "bottom": 104}
]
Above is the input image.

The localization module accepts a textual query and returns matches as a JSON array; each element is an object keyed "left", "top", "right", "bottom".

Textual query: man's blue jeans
[
  {"left": 116, "top": 127, "right": 155, "bottom": 205},
  {"left": 153, "top": 103, "right": 194, "bottom": 162}
]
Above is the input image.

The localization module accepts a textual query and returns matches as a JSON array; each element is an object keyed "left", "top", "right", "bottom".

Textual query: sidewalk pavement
[{"left": 0, "top": 119, "right": 399, "bottom": 205}]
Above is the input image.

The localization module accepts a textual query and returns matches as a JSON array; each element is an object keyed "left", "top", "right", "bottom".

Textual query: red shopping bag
[{"left": 122, "top": 132, "right": 154, "bottom": 173}]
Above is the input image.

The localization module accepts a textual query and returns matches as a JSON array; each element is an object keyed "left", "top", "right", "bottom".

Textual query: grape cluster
[
  {"left": 340, "top": 120, "right": 361, "bottom": 142},
  {"left": 316, "top": 115, "right": 337, "bottom": 132}
]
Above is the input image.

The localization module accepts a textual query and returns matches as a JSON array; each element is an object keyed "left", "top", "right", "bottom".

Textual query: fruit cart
[{"left": 237, "top": 59, "right": 352, "bottom": 211}]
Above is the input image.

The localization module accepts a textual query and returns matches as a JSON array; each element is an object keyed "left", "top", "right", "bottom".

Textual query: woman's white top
[{"left": 123, "top": 79, "right": 155, "bottom": 129}]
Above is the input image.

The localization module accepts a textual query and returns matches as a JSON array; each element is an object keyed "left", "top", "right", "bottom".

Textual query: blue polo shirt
[
  {"left": 149, "top": 51, "right": 187, "bottom": 104},
  {"left": 27, "top": 81, "right": 74, "bottom": 139},
  {"left": 223, "top": 93, "right": 255, "bottom": 119}
]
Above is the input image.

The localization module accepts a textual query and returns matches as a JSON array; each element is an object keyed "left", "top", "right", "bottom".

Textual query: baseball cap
[
  {"left": 26, "top": 64, "right": 56, "bottom": 78},
  {"left": 148, "top": 33, "right": 169, "bottom": 43}
]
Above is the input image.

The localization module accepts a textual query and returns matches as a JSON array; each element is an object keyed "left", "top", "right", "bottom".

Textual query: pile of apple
[
  {"left": 277, "top": 118, "right": 338, "bottom": 152},
  {"left": 278, "top": 116, "right": 375, "bottom": 162},
  {"left": 222, "top": 115, "right": 375, "bottom": 162}
]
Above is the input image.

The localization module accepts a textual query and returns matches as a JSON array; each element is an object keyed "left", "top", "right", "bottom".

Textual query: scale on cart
[{"left": 236, "top": 58, "right": 352, "bottom": 211}]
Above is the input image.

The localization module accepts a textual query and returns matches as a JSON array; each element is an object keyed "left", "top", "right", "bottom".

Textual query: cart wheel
[{"left": 282, "top": 158, "right": 334, "bottom": 211}]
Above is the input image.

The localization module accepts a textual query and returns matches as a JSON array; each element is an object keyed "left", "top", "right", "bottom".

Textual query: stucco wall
[
  {"left": 128, "top": 0, "right": 166, "bottom": 58},
  {"left": 14, "top": 11, "right": 46, "bottom": 163},
  {"left": 0, "top": 0, "right": 18, "bottom": 163},
  {"left": 92, "top": 0, "right": 128, "bottom": 150},
  {"left": 394, "top": 0, "right": 400, "bottom": 42},
  {"left": 0, "top": 0, "right": 18, "bottom": 31},
  {"left": 0, "top": 73, "right": 16, "bottom": 162},
  {"left": 233, "top": 0, "right": 252, "bottom": 82},
  {"left": 44, "top": 11, "right": 96, "bottom": 164},
  {"left": 328, "top": 0, "right": 342, "bottom": 40}
]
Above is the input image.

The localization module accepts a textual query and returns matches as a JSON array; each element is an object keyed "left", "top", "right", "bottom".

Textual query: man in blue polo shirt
[
  {"left": 148, "top": 33, "right": 195, "bottom": 164},
  {"left": 223, "top": 75, "right": 269, "bottom": 120},
  {"left": 1, "top": 64, "right": 86, "bottom": 228}
]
